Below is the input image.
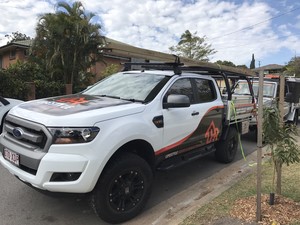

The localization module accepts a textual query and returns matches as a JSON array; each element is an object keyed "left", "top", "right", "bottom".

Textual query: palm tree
[{"left": 32, "top": 1, "right": 104, "bottom": 91}]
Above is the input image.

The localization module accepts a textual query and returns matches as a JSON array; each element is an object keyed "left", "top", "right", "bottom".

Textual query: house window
[
  {"left": 24, "top": 49, "right": 29, "bottom": 57},
  {"left": 9, "top": 50, "right": 16, "bottom": 59}
]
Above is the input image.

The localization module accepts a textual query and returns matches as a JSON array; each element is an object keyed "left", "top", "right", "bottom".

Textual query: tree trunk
[
  {"left": 65, "top": 83, "right": 73, "bottom": 95},
  {"left": 26, "top": 82, "right": 36, "bottom": 100},
  {"left": 275, "top": 160, "right": 282, "bottom": 194},
  {"left": 275, "top": 75, "right": 285, "bottom": 195}
]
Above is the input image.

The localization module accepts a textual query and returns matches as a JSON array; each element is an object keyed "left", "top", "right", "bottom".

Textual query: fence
[{"left": 26, "top": 82, "right": 73, "bottom": 100}]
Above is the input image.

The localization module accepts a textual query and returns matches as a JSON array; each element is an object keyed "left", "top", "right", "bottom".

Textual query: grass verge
[{"left": 180, "top": 160, "right": 300, "bottom": 225}]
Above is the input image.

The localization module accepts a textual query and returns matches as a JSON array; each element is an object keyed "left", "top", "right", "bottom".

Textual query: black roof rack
[{"left": 123, "top": 56, "right": 256, "bottom": 78}]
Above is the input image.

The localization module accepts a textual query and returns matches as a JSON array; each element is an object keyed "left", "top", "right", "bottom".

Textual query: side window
[
  {"left": 276, "top": 85, "right": 288, "bottom": 97},
  {"left": 166, "top": 78, "right": 195, "bottom": 104},
  {"left": 233, "top": 81, "right": 251, "bottom": 95},
  {"left": 285, "top": 85, "right": 289, "bottom": 95},
  {"left": 194, "top": 79, "right": 216, "bottom": 103}
]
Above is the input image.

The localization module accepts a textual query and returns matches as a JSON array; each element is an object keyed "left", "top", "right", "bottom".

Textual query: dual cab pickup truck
[
  {"left": 0, "top": 62, "right": 255, "bottom": 223},
  {"left": 233, "top": 76, "right": 300, "bottom": 131}
]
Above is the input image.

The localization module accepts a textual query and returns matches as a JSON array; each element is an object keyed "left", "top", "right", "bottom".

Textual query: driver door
[{"left": 161, "top": 77, "right": 222, "bottom": 155}]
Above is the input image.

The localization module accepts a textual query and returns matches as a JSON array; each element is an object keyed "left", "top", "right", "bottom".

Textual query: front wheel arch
[{"left": 107, "top": 139, "right": 156, "bottom": 172}]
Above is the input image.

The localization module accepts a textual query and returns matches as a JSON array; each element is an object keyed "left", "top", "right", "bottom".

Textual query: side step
[{"left": 156, "top": 144, "right": 215, "bottom": 171}]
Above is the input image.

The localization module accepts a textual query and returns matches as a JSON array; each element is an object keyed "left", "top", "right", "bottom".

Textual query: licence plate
[{"left": 3, "top": 148, "right": 20, "bottom": 166}]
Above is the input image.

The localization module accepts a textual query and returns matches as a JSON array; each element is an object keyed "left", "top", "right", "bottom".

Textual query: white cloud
[
  {"left": 1, "top": 0, "right": 300, "bottom": 66},
  {"left": 83, "top": 0, "right": 283, "bottom": 65},
  {"left": 0, "top": 0, "right": 54, "bottom": 45}
]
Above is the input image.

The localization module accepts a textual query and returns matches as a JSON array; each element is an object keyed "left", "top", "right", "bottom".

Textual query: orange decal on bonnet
[
  {"left": 205, "top": 121, "right": 219, "bottom": 144},
  {"left": 56, "top": 97, "right": 89, "bottom": 105}
]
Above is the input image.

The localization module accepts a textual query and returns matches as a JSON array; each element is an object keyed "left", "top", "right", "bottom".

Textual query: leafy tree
[
  {"left": 5, "top": 31, "right": 31, "bottom": 44},
  {"left": 215, "top": 60, "right": 248, "bottom": 69},
  {"left": 169, "top": 30, "right": 216, "bottom": 61},
  {"left": 215, "top": 60, "right": 236, "bottom": 67},
  {"left": 284, "top": 56, "right": 300, "bottom": 77},
  {"left": 236, "top": 65, "right": 248, "bottom": 69},
  {"left": 0, "top": 63, "right": 29, "bottom": 99},
  {"left": 101, "top": 64, "right": 120, "bottom": 79},
  {"left": 263, "top": 106, "right": 300, "bottom": 194},
  {"left": 0, "top": 61, "right": 64, "bottom": 100},
  {"left": 31, "top": 1, "right": 104, "bottom": 92}
]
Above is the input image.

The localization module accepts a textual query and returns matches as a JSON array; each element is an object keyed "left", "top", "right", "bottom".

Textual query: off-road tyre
[
  {"left": 91, "top": 152, "right": 153, "bottom": 224},
  {"left": 215, "top": 127, "right": 239, "bottom": 163}
]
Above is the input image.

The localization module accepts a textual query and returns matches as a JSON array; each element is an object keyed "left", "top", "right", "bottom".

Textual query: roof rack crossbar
[{"left": 122, "top": 61, "right": 183, "bottom": 75}]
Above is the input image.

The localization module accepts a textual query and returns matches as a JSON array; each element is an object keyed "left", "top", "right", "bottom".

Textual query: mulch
[{"left": 230, "top": 194, "right": 300, "bottom": 225}]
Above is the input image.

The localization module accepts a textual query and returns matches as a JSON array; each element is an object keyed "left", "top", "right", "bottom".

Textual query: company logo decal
[
  {"left": 205, "top": 121, "right": 219, "bottom": 144},
  {"left": 56, "top": 97, "right": 89, "bottom": 105}
]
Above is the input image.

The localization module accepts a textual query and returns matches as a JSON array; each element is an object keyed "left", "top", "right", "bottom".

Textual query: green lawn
[{"left": 180, "top": 161, "right": 300, "bottom": 225}]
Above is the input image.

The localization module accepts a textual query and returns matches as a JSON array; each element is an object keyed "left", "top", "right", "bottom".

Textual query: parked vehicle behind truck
[
  {"left": 0, "top": 61, "right": 256, "bottom": 223},
  {"left": 0, "top": 96, "right": 23, "bottom": 134},
  {"left": 233, "top": 76, "right": 300, "bottom": 131}
]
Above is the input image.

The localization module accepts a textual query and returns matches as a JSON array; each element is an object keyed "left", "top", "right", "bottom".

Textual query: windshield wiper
[
  {"left": 99, "top": 95, "right": 144, "bottom": 103},
  {"left": 99, "top": 94, "right": 121, "bottom": 99},
  {"left": 121, "top": 98, "right": 145, "bottom": 103}
]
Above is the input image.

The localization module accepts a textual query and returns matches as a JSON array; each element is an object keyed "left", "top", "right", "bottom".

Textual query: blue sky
[{"left": 0, "top": 0, "right": 300, "bottom": 68}]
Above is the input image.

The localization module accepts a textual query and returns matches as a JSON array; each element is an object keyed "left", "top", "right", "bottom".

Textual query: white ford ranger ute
[{"left": 0, "top": 63, "right": 255, "bottom": 223}]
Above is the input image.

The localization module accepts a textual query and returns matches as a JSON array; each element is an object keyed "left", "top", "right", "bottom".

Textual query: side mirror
[{"left": 163, "top": 94, "right": 190, "bottom": 109}]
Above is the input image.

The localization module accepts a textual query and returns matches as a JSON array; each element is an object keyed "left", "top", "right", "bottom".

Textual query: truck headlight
[{"left": 48, "top": 127, "right": 100, "bottom": 144}]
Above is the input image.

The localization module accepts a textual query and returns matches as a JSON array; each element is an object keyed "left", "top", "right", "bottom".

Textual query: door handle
[{"left": 191, "top": 111, "right": 199, "bottom": 116}]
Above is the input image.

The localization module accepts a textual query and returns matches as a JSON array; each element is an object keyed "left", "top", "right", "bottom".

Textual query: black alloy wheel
[
  {"left": 108, "top": 169, "right": 145, "bottom": 212},
  {"left": 91, "top": 152, "right": 153, "bottom": 224}
]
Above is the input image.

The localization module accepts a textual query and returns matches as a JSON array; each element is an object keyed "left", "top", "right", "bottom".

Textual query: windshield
[
  {"left": 83, "top": 72, "right": 170, "bottom": 102},
  {"left": 234, "top": 81, "right": 276, "bottom": 98}
]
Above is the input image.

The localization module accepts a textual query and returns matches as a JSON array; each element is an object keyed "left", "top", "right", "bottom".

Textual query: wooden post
[
  {"left": 26, "top": 82, "right": 36, "bottom": 100},
  {"left": 256, "top": 70, "right": 264, "bottom": 222},
  {"left": 278, "top": 74, "right": 285, "bottom": 125},
  {"left": 65, "top": 84, "right": 73, "bottom": 95}
]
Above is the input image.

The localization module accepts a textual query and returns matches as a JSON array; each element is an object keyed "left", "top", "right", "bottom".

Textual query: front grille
[{"left": 3, "top": 115, "right": 53, "bottom": 152}]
